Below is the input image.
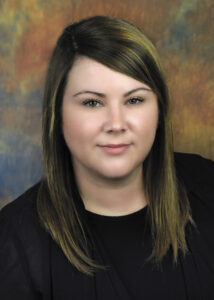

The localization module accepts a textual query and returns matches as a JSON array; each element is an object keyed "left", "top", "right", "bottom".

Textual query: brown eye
[
  {"left": 82, "top": 99, "right": 102, "bottom": 107},
  {"left": 127, "top": 97, "right": 144, "bottom": 105}
]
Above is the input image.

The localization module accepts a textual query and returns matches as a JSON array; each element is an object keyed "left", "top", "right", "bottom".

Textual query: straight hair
[{"left": 37, "top": 16, "right": 194, "bottom": 275}]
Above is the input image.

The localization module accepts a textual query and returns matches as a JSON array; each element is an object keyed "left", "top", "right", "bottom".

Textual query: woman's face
[{"left": 62, "top": 56, "right": 159, "bottom": 181}]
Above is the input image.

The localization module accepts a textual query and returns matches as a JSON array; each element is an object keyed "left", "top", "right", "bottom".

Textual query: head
[{"left": 43, "top": 16, "right": 171, "bottom": 190}]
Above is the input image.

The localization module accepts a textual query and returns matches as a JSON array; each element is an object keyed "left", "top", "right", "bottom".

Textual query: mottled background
[{"left": 0, "top": 0, "right": 213, "bottom": 208}]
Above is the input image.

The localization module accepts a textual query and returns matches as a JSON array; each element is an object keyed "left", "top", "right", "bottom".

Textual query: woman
[{"left": 0, "top": 16, "right": 214, "bottom": 300}]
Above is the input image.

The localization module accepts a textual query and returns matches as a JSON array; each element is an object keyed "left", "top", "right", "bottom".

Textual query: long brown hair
[{"left": 37, "top": 16, "right": 194, "bottom": 275}]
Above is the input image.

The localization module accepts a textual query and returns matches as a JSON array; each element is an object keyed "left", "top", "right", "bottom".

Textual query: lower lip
[{"left": 99, "top": 145, "right": 130, "bottom": 155}]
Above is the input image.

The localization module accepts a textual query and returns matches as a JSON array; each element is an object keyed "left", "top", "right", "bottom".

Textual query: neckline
[{"left": 85, "top": 205, "right": 148, "bottom": 221}]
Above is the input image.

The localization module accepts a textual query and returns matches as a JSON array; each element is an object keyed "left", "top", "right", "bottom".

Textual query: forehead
[{"left": 65, "top": 56, "right": 151, "bottom": 94}]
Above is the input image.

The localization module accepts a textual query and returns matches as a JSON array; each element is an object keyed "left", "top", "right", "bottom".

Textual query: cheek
[
  {"left": 62, "top": 111, "right": 101, "bottom": 149},
  {"left": 132, "top": 108, "right": 159, "bottom": 137}
]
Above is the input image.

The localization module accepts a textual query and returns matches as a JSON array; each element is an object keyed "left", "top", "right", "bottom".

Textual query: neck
[{"left": 74, "top": 165, "right": 147, "bottom": 216}]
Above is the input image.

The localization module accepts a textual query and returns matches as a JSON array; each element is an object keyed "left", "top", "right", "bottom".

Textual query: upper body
[
  {"left": 1, "top": 15, "right": 213, "bottom": 300},
  {"left": 0, "top": 152, "right": 214, "bottom": 300}
]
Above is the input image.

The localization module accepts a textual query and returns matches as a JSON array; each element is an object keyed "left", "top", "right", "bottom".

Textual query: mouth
[
  {"left": 101, "top": 144, "right": 129, "bottom": 148},
  {"left": 98, "top": 144, "right": 130, "bottom": 155}
]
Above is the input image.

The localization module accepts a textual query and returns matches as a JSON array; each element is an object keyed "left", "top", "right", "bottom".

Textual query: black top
[
  {"left": 0, "top": 152, "right": 214, "bottom": 300},
  {"left": 86, "top": 207, "right": 187, "bottom": 299}
]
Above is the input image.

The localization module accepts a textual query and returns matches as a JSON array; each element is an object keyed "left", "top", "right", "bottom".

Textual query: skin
[{"left": 62, "top": 56, "right": 159, "bottom": 216}]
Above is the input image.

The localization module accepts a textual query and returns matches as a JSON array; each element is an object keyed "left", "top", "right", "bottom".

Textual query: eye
[
  {"left": 82, "top": 99, "right": 102, "bottom": 107},
  {"left": 127, "top": 97, "right": 144, "bottom": 105}
]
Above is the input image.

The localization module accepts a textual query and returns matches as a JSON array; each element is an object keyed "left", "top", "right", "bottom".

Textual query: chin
[
  {"left": 98, "top": 173, "right": 131, "bottom": 181},
  {"left": 96, "top": 165, "right": 139, "bottom": 180}
]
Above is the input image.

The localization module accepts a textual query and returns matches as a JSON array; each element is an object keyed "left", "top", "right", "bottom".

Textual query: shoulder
[
  {"left": 0, "top": 181, "right": 46, "bottom": 245},
  {"left": 0, "top": 182, "right": 41, "bottom": 229},
  {"left": 0, "top": 181, "right": 48, "bottom": 257},
  {"left": 174, "top": 152, "right": 214, "bottom": 188},
  {"left": 0, "top": 183, "right": 51, "bottom": 295},
  {"left": 174, "top": 152, "right": 214, "bottom": 223}
]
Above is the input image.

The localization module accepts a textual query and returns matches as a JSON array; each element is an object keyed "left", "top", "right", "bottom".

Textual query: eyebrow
[{"left": 72, "top": 87, "right": 152, "bottom": 98}]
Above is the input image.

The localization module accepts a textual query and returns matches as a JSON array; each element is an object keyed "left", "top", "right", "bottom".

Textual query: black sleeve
[{"left": 0, "top": 209, "right": 42, "bottom": 300}]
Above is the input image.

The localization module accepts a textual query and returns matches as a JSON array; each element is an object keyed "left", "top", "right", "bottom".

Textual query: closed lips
[{"left": 101, "top": 144, "right": 129, "bottom": 148}]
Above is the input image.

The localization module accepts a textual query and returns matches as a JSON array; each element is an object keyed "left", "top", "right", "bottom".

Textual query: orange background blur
[{"left": 0, "top": 0, "right": 213, "bottom": 207}]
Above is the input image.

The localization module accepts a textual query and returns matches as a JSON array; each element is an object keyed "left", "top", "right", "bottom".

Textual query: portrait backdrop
[{"left": 0, "top": 0, "right": 213, "bottom": 208}]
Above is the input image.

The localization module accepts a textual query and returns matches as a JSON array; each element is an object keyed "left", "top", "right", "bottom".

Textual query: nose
[{"left": 103, "top": 105, "right": 127, "bottom": 133}]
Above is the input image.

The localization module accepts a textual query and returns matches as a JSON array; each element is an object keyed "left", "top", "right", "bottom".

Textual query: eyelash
[{"left": 82, "top": 97, "right": 144, "bottom": 107}]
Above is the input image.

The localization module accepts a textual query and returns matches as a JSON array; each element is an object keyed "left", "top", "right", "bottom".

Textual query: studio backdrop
[{"left": 0, "top": 0, "right": 213, "bottom": 208}]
